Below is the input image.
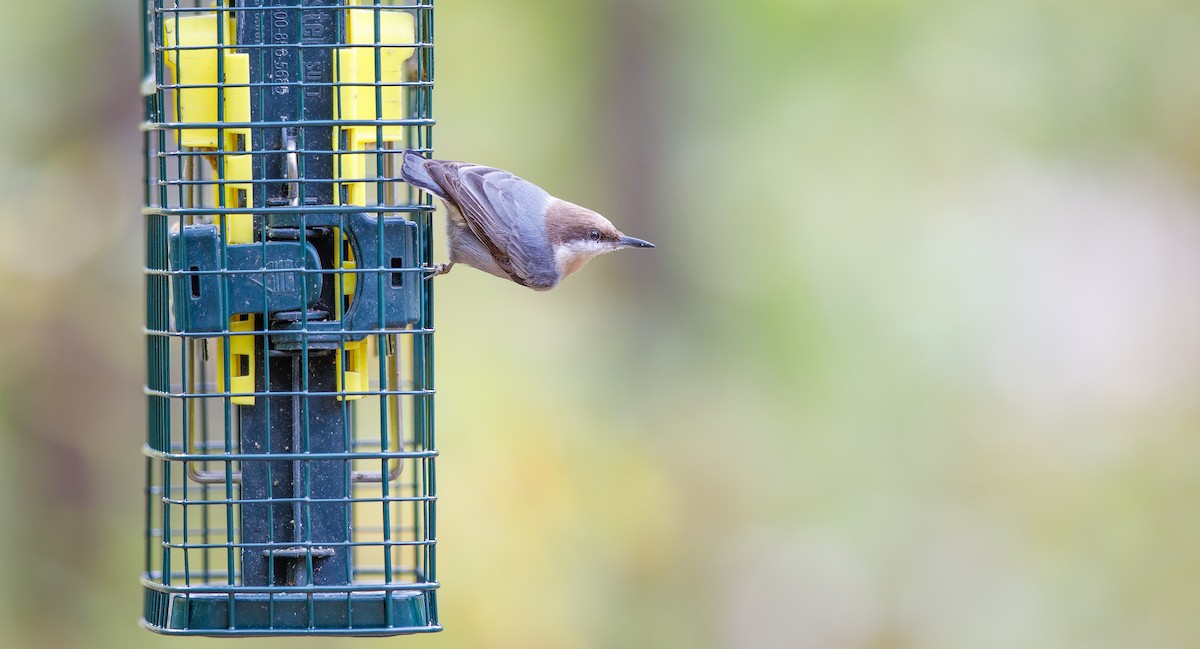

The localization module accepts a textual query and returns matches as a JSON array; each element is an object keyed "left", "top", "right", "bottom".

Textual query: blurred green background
[{"left": 3, "top": 0, "right": 1200, "bottom": 647}]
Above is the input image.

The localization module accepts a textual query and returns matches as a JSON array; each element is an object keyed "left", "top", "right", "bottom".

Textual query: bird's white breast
[{"left": 554, "top": 240, "right": 610, "bottom": 278}]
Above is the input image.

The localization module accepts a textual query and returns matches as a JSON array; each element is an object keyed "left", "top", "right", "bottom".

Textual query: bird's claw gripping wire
[{"left": 423, "top": 262, "right": 455, "bottom": 280}]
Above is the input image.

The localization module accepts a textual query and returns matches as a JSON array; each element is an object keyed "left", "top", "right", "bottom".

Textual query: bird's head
[{"left": 546, "top": 200, "right": 655, "bottom": 279}]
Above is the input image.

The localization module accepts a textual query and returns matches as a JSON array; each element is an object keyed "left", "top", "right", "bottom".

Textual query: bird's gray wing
[{"left": 424, "top": 160, "right": 553, "bottom": 287}]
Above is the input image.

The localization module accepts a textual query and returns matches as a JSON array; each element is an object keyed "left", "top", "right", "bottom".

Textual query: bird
[{"left": 400, "top": 151, "right": 655, "bottom": 290}]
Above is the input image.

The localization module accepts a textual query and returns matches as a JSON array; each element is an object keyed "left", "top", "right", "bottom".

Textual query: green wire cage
[{"left": 141, "top": 0, "right": 438, "bottom": 636}]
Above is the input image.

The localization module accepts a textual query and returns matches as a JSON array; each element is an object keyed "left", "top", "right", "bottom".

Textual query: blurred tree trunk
[{"left": 600, "top": 0, "right": 668, "bottom": 300}]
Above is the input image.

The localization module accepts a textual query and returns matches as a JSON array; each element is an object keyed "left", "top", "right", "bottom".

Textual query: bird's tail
[{"left": 400, "top": 151, "right": 445, "bottom": 198}]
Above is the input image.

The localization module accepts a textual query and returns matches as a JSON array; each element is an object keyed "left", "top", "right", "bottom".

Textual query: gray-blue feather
[
  {"left": 404, "top": 153, "right": 559, "bottom": 288},
  {"left": 399, "top": 152, "right": 445, "bottom": 199}
]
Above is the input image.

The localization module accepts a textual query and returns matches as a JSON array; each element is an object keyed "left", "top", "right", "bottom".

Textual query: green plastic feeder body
[{"left": 142, "top": 0, "right": 439, "bottom": 636}]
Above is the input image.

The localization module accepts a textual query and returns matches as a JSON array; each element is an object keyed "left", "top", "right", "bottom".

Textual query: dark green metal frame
[{"left": 142, "top": 0, "right": 438, "bottom": 636}]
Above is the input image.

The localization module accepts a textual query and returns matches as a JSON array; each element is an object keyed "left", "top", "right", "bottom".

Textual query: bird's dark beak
[{"left": 618, "top": 235, "right": 655, "bottom": 249}]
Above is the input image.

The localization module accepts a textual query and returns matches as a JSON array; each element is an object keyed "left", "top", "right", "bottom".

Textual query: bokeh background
[{"left": 3, "top": 0, "right": 1200, "bottom": 647}]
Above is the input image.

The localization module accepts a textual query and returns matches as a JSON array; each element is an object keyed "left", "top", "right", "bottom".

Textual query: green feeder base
[{"left": 142, "top": 588, "right": 439, "bottom": 636}]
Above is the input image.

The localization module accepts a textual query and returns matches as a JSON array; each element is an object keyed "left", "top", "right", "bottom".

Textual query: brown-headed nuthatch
[{"left": 401, "top": 152, "right": 655, "bottom": 290}]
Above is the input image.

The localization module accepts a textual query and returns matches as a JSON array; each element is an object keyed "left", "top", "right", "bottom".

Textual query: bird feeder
[{"left": 141, "top": 0, "right": 438, "bottom": 636}]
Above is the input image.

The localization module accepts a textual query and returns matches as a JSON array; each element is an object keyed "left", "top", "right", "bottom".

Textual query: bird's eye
[{"left": 588, "top": 229, "right": 601, "bottom": 242}]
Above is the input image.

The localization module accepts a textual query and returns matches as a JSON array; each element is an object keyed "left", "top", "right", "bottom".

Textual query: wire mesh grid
[{"left": 142, "top": 0, "right": 438, "bottom": 636}]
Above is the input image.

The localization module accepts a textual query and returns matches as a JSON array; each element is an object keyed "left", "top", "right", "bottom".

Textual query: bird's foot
[{"left": 423, "top": 262, "right": 455, "bottom": 279}]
